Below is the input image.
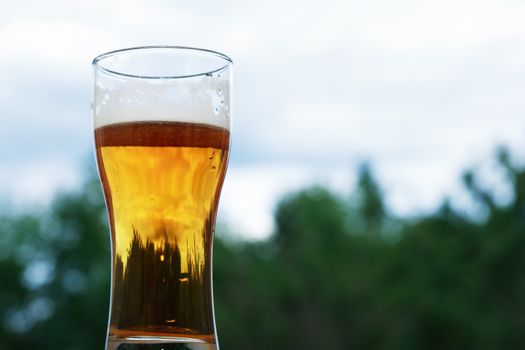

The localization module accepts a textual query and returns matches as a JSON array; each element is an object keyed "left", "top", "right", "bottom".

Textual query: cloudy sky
[{"left": 1, "top": 0, "right": 524, "bottom": 239}]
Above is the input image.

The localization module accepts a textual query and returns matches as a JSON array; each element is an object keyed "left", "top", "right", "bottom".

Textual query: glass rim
[{"left": 92, "top": 45, "right": 233, "bottom": 80}]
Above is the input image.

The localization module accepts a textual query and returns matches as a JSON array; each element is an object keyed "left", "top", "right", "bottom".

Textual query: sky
[{"left": 0, "top": 0, "right": 524, "bottom": 239}]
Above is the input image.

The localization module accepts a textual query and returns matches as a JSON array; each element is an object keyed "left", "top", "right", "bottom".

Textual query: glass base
[{"left": 107, "top": 336, "right": 218, "bottom": 350}]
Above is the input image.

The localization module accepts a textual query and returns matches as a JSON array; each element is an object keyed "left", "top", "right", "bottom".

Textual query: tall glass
[{"left": 92, "top": 47, "right": 232, "bottom": 350}]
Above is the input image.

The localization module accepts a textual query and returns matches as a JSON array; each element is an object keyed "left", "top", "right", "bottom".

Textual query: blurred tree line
[{"left": 1, "top": 148, "right": 525, "bottom": 349}]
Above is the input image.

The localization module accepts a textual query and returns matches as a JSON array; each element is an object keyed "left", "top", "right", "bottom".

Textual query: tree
[
  {"left": 2, "top": 151, "right": 525, "bottom": 349},
  {"left": 0, "top": 178, "right": 110, "bottom": 349},
  {"left": 355, "top": 163, "right": 386, "bottom": 236}
]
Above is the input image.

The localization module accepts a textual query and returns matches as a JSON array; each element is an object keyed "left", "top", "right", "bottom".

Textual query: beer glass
[{"left": 92, "top": 46, "right": 232, "bottom": 350}]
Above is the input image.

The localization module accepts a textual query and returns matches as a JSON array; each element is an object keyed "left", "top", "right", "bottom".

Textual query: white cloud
[
  {"left": 0, "top": 0, "right": 524, "bottom": 238},
  {"left": 0, "top": 157, "right": 82, "bottom": 207}
]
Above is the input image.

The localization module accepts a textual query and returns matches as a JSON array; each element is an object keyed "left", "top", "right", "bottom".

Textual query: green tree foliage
[
  {"left": 1, "top": 150, "right": 525, "bottom": 349},
  {"left": 355, "top": 163, "right": 386, "bottom": 235},
  {"left": 0, "top": 178, "right": 110, "bottom": 350},
  {"left": 215, "top": 150, "right": 525, "bottom": 349}
]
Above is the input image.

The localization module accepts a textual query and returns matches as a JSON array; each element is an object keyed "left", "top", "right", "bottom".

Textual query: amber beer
[
  {"left": 95, "top": 120, "right": 229, "bottom": 349},
  {"left": 93, "top": 46, "right": 232, "bottom": 350}
]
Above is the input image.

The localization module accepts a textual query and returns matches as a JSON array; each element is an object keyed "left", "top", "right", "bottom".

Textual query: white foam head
[{"left": 93, "top": 47, "right": 232, "bottom": 130}]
